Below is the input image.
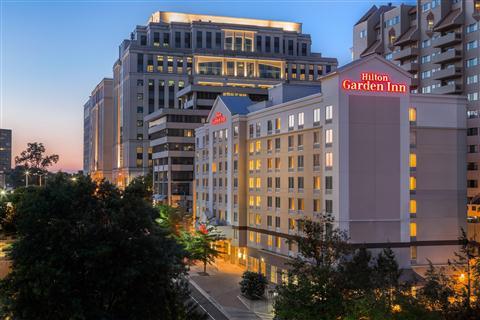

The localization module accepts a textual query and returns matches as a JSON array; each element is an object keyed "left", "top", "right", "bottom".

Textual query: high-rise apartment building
[
  {"left": 83, "top": 78, "right": 114, "bottom": 182},
  {"left": 115, "top": 12, "right": 337, "bottom": 205},
  {"left": 194, "top": 55, "right": 467, "bottom": 279},
  {"left": 0, "top": 129, "right": 12, "bottom": 188},
  {"left": 352, "top": 0, "right": 480, "bottom": 199}
]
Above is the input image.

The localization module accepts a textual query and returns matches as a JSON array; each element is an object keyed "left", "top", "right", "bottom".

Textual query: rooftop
[{"left": 148, "top": 11, "right": 302, "bottom": 33}]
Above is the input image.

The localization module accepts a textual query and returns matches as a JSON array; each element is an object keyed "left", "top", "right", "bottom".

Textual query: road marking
[{"left": 190, "top": 294, "right": 216, "bottom": 320}]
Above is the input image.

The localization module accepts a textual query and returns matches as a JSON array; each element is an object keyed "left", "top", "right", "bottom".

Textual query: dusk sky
[{"left": 1, "top": 0, "right": 409, "bottom": 172}]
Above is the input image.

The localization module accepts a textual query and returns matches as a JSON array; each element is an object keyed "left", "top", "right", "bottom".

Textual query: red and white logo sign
[{"left": 211, "top": 112, "right": 227, "bottom": 125}]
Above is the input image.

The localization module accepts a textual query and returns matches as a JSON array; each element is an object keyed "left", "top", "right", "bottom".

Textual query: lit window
[
  {"left": 249, "top": 196, "right": 255, "bottom": 207},
  {"left": 314, "top": 108, "right": 321, "bottom": 123},
  {"left": 410, "top": 153, "right": 417, "bottom": 168},
  {"left": 325, "top": 129, "right": 333, "bottom": 144},
  {"left": 267, "top": 235, "right": 273, "bottom": 247},
  {"left": 275, "top": 118, "right": 281, "bottom": 130},
  {"left": 249, "top": 177, "right": 254, "bottom": 189},
  {"left": 325, "top": 105, "right": 333, "bottom": 121},
  {"left": 255, "top": 214, "right": 261, "bottom": 225},
  {"left": 249, "top": 231, "right": 254, "bottom": 242},
  {"left": 314, "top": 176, "right": 321, "bottom": 190},
  {"left": 256, "top": 196, "right": 261, "bottom": 207},
  {"left": 410, "top": 176, "right": 416, "bottom": 190},
  {"left": 276, "top": 237, "right": 281, "bottom": 249},
  {"left": 410, "top": 222, "right": 417, "bottom": 237},
  {"left": 325, "top": 152, "right": 333, "bottom": 167},
  {"left": 288, "top": 114, "right": 295, "bottom": 129},
  {"left": 249, "top": 142, "right": 255, "bottom": 153},
  {"left": 256, "top": 177, "right": 261, "bottom": 188},
  {"left": 410, "top": 199, "right": 417, "bottom": 214},
  {"left": 255, "top": 140, "right": 261, "bottom": 152},
  {"left": 256, "top": 159, "right": 261, "bottom": 170},
  {"left": 298, "top": 112, "right": 304, "bottom": 126},
  {"left": 234, "top": 144, "right": 239, "bottom": 154},
  {"left": 288, "top": 198, "right": 295, "bottom": 210},
  {"left": 256, "top": 232, "right": 261, "bottom": 244},
  {"left": 249, "top": 160, "right": 254, "bottom": 171},
  {"left": 409, "top": 107, "right": 417, "bottom": 122},
  {"left": 212, "top": 163, "right": 217, "bottom": 173},
  {"left": 410, "top": 246, "right": 417, "bottom": 260}
]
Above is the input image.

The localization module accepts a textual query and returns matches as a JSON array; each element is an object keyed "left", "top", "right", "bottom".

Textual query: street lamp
[
  {"left": 0, "top": 190, "right": 6, "bottom": 197},
  {"left": 71, "top": 177, "right": 77, "bottom": 182},
  {"left": 25, "top": 170, "right": 30, "bottom": 187}
]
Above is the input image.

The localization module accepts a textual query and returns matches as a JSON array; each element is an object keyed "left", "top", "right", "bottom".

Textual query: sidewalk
[{"left": 189, "top": 261, "right": 264, "bottom": 320}]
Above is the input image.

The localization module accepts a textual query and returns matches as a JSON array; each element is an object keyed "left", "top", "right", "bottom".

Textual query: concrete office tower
[
  {"left": 83, "top": 78, "right": 114, "bottom": 182},
  {"left": 194, "top": 55, "right": 466, "bottom": 281},
  {"left": 352, "top": 0, "right": 480, "bottom": 200},
  {"left": 117, "top": 11, "right": 337, "bottom": 205},
  {"left": 0, "top": 129, "right": 12, "bottom": 188}
]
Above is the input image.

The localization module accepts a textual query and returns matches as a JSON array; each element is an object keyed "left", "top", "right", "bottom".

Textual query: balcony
[
  {"left": 432, "top": 83, "right": 462, "bottom": 95},
  {"left": 401, "top": 61, "right": 419, "bottom": 73},
  {"left": 431, "top": 50, "right": 462, "bottom": 64},
  {"left": 393, "top": 47, "right": 419, "bottom": 61},
  {"left": 432, "top": 67, "right": 462, "bottom": 80},
  {"left": 432, "top": 32, "right": 462, "bottom": 48}
]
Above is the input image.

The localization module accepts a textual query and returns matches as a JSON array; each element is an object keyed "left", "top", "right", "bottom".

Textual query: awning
[{"left": 394, "top": 26, "right": 419, "bottom": 46}]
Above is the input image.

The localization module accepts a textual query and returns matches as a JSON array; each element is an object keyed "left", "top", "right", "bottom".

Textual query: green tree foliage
[
  {"left": 239, "top": 271, "right": 268, "bottom": 300},
  {"left": 274, "top": 217, "right": 351, "bottom": 320},
  {"left": 156, "top": 204, "right": 193, "bottom": 236},
  {"left": 273, "top": 217, "right": 459, "bottom": 320},
  {"left": 0, "top": 174, "right": 205, "bottom": 320},
  {"left": 180, "top": 223, "right": 225, "bottom": 274}
]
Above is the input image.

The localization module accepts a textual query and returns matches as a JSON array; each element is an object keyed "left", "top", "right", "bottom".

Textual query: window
[
  {"left": 410, "top": 176, "right": 416, "bottom": 191},
  {"left": 275, "top": 158, "right": 281, "bottom": 170},
  {"left": 288, "top": 156, "right": 294, "bottom": 170},
  {"left": 314, "top": 108, "right": 321, "bottom": 123},
  {"left": 410, "top": 153, "right": 417, "bottom": 168},
  {"left": 410, "top": 222, "right": 417, "bottom": 238},
  {"left": 288, "top": 114, "right": 295, "bottom": 129},
  {"left": 325, "top": 105, "right": 333, "bottom": 121},
  {"left": 325, "top": 129, "right": 333, "bottom": 144},
  {"left": 410, "top": 246, "right": 417, "bottom": 261},
  {"left": 467, "top": 75, "right": 478, "bottom": 85},
  {"left": 313, "top": 154, "right": 321, "bottom": 167},
  {"left": 275, "top": 118, "right": 281, "bottom": 131},
  {"left": 466, "top": 23, "right": 478, "bottom": 34},
  {"left": 275, "top": 197, "right": 281, "bottom": 209},
  {"left": 466, "top": 58, "right": 478, "bottom": 68},
  {"left": 297, "top": 198, "right": 304, "bottom": 211},
  {"left": 196, "top": 31, "right": 203, "bottom": 48},
  {"left": 288, "top": 198, "right": 295, "bottom": 210},
  {"left": 275, "top": 177, "right": 281, "bottom": 189},
  {"left": 409, "top": 107, "right": 417, "bottom": 123},
  {"left": 298, "top": 112, "right": 304, "bottom": 127},
  {"left": 297, "top": 177, "right": 304, "bottom": 190},
  {"left": 421, "top": 39, "right": 431, "bottom": 48},
  {"left": 421, "top": 55, "right": 431, "bottom": 63},
  {"left": 298, "top": 155, "right": 304, "bottom": 169},
  {"left": 359, "top": 29, "right": 367, "bottom": 38},
  {"left": 275, "top": 138, "right": 281, "bottom": 150},
  {"left": 325, "top": 200, "right": 333, "bottom": 213},
  {"left": 410, "top": 199, "right": 417, "bottom": 215},
  {"left": 297, "top": 134, "right": 303, "bottom": 148},
  {"left": 314, "top": 176, "right": 321, "bottom": 190},
  {"left": 467, "top": 40, "right": 478, "bottom": 51},
  {"left": 288, "top": 136, "right": 294, "bottom": 149},
  {"left": 325, "top": 152, "right": 333, "bottom": 167}
]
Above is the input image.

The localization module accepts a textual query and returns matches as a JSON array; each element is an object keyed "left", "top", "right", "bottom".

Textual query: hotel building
[
  {"left": 112, "top": 12, "right": 338, "bottom": 205},
  {"left": 194, "top": 55, "right": 467, "bottom": 281},
  {"left": 83, "top": 78, "right": 114, "bottom": 181},
  {"left": 352, "top": 0, "right": 480, "bottom": 201}
]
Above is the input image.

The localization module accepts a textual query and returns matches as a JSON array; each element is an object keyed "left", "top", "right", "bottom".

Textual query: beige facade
[
  {"left": 195, "top": 55, "right": 467, "bottom": 281},
  {"left": 83, "top": 78, "right": 114, "bottom": 182},
  {"left": 352, "top": 0, "right": 480, "bottom": 200}
]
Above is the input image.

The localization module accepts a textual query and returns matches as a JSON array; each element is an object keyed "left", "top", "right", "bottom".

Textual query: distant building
[
  {"left": 83, "top": 78, "right": 114, "bottom": 182},
  {"left": 116, "top": 11, "right": 338, "bottom": 206},
  {"left": 0, "top": 129, "right": 12, "bottom": 188},
  {"left": 352, "top": 0, "right": 480, "bottom": 200},
  {"left": 195, "top": 55, "right": 467, "bottom": 279}
]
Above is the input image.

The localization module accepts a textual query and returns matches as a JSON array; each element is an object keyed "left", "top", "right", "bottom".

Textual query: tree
[
  {"left": 14, "top": 143, "right": 59, "bottom": 186},
  {"left": 240, "top": 271, "right": 268, "bottom": 300},
  {"left": 180, "top": 223, "right": 225, "bottom": 274},
  {"left": 0, "top": 174, "right": 205, "bottom": 320},
  {"left": 418, "top": 262, "right": 456, "bottom": 316},
  {"left": 373, "top": 248, "right": 402, "bottom": 309},
  {"left": 156, "top": 204, "right": 193, "bottom": 236},
  {"left": 274, "top": 217, "right": 351, "bottom": 320}
]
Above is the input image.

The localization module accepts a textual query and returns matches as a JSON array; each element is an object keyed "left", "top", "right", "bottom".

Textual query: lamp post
[{"left": 25, "top": 170, "right": 30, "bottom": 187}]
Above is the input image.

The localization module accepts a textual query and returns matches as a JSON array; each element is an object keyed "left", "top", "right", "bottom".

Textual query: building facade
[
  {"left": 83, "top": 78, "right": 114, "bottom": 182},
  {"left": 115, "top": 12, "right": 337, "bottom": 204},
  {"left": 195, "top": 55, "right": 467, "bottom": 281},
  {"left": 0, "top": 129, "right": 12, "bottom": 188},
  {"left": 352, "top": 0, "right": 480, "bottom": 200}
]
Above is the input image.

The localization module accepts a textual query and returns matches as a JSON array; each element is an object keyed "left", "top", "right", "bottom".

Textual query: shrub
[{"left": 240, "top": 271, "right": 268, "bottom": 300}]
